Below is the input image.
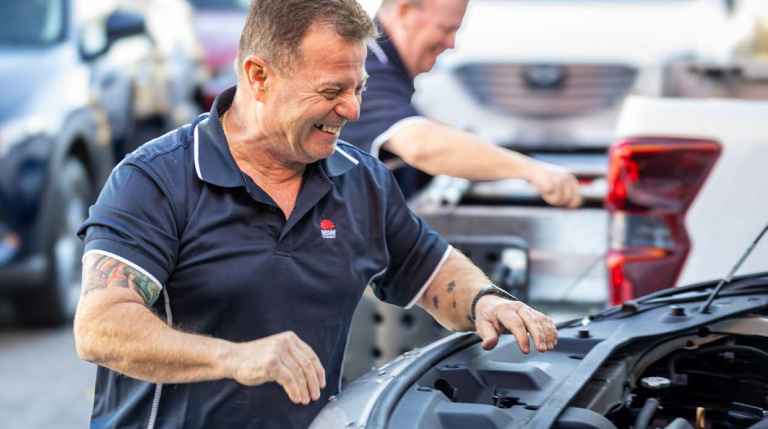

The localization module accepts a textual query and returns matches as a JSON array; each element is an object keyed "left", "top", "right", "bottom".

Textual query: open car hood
[{"left": 313, "top": 274, "right": 768, "bottom": 428}]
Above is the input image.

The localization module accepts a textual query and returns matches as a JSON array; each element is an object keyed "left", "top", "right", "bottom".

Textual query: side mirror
[{"left": 105, "top": 10, "right": 146, "bottom": 45}]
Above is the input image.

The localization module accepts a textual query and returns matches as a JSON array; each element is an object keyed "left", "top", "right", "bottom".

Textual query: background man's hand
[
  {"left": 474, "top": 296, "right": 558, "bottom": 353},
  {"left": 229, "top": 331, "right": 326, "bottom": 405},
  {"left": 528, "top": 162, "right": 582, "bottom": 208}
]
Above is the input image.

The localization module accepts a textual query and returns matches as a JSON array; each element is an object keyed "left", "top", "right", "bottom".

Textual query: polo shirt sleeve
[
  {"left": 370, "top": 171, "right": 452, "bottom": 308},
  {"left": 339, "top": 68, "right": 427, "bottom": 158},
  {"left": 77, "top": 162, "right": 179, "bottom": 288}
]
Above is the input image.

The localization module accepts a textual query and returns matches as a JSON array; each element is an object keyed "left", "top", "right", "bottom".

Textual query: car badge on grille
[{"left": 524, "top": 64, "right": 566, "bottom": 90}]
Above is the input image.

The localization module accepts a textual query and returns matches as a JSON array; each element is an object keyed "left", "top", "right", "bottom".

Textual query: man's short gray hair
[
  {"left": 237, "top": 0, "right": 378, "bottom": 77},
  {"left": 379, "top": 0, "right": 425, "bottom": 11}
]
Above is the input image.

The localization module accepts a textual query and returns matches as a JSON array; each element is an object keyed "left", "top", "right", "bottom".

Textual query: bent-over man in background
[
  {"left": 340, "top": 0, "right": 583, "bottom": 207},
  {"left": 74, "top": 1, "right": 558, "bottom": 427}
]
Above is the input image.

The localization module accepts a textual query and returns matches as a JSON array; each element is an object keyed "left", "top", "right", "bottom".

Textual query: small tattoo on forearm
[
  {"left": 452, "top": 300, "right": 457, "bottom": 309},
  {"left": 432, "top": 295, "right": 439, "bottom": 309},
  {"left": 447, "top": 280, "right": 456, "bottom": 293}
]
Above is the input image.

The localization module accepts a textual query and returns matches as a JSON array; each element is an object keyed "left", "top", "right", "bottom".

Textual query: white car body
[
  {"left": 415, "top": 0, "right": 734, "bottom": 157},
  {"left": 615, "top": 95, "right": 768, "bottom": 287},
  {"left": 411, "top": 0, "right": 768, "bottom": 305}
]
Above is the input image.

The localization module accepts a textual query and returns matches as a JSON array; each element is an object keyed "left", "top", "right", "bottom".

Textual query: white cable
[{"left": 147, "top": 287, "right": 173, "bottom": 429}]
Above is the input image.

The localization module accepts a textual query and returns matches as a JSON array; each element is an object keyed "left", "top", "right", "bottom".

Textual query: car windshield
[
  {"left": 188, "top": 0, "right": 250, "bottom": 11},
  {"left": 0, "top": 0, "right": 66, "bottom": 45}
]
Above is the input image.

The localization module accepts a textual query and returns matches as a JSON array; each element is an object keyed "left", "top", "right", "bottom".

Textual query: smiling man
[
  {"left": 341, "top": 0, "right": 583, "bottom": 206},
  {"left": 73, "top": 1, "right": 557, "bottom": 428}
]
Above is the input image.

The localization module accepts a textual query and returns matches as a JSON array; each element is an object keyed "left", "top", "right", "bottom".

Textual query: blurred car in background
[
  {"left": 0, "top": 0, "right": 115, "bottom": 325},
  {"left": 604, "top": 0, "right": 768, "bottom": 305},
  {"left": 606, "top": 95, "right": 768, "bottom": 305},
  {"left": 83, "top": 0, "right": 206, "bottom": 157},
  {"left": 0, "top": 0, "right": 205, "bottom": 325},
  {"left": 117, "top": 0, "right": 207, "bottom": 150},
  {"left": 188, "top": 0, "right": 249, "bottom": 110},
  {"left": 412, "top": 0, "right": 768, "bottom": 307}
]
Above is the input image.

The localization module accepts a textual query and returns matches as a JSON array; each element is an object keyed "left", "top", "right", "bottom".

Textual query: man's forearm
[
  {"left": 74, "top": 254, "right": 237, "bottom": 384},
  {"left": 385, "top": 120, "right": 582, "bottom": 208},
  {"left": 417, "top": 248, "right": 558, "bottom": 353},
  {"left": 386, "top": 121, "right": 539, "bottom": 182},
  {"left": 416, "top": 249, "right": 488, "bottom": 331},
  {"left": 75, "top": 299, "right": 235, "bottom": 384}
]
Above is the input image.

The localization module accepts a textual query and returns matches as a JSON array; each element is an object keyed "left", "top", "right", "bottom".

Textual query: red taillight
[{"left": 606, "top": 138, "right": 720, "bottom": 306}]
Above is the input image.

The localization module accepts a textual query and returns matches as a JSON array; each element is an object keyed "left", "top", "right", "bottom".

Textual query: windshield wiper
[{"left": 700, "top": 222, "right": 768, "bottom": 314}]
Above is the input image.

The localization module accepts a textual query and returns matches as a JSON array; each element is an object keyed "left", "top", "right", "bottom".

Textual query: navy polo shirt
[
  {"left": 339, "top": 23, "right": 428, "bottom": 159},
  {"left": 77, "top": 87, "right": 450, "bottom": 429}
]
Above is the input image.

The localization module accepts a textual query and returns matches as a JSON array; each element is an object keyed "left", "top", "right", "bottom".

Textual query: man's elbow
[
  {"left": 388, "top": 139, "right": 435, "bottom": 172},
  {"left": 73, "top": 312, "right": 103, "bottom": 364}
]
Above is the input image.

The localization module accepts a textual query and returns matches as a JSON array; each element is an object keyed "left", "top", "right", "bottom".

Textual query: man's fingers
[
  {"left": 294, "top": 337, "right": 326, "bottom": 389},
  {"left": 475, "top": 318, "right": 500, "bottom": 351},
  {"left": 273, "top": 363, "right": 302, "bottom": 404},
  {"left": 492, "top": 311, "right": 529, "bottom": 354},
  {"left": 521, "top": 308, "right": 549, "bottom": 352},
  {"left": 289, "top": 343, "right": 322, "bottom": 401},
  {"left": 279, "top": 353, "right": 310, "bottom": 405}
]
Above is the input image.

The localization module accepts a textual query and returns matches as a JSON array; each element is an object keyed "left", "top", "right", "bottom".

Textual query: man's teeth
[{"left": 320, "top": 125, "right": 341, "bottom": 134}]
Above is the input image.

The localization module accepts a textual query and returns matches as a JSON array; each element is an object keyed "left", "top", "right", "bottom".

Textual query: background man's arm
[
  {"left": 384, "top": 120, "right": 582, "bottom": 208},
  {"left": 416, "top": 249, "right": 557, "bottom": 353},
  {"left": 73, "top": 253, "right": 325, "bottom": 405}
]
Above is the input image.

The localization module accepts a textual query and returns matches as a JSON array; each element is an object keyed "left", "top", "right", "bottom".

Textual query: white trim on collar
[
  {"left": 368, "top": 39, "right": 389, "bottom": 64},
  {"left": 335, "top": 146, "right": 360, "bottom": 165},
  {"left": 193, "top": 117, "right": 210, "bottom": 181}
]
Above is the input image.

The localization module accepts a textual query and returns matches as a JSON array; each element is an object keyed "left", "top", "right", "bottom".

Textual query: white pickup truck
[{"left": 606, "top": 94, "right": 768, "bottom": 305}]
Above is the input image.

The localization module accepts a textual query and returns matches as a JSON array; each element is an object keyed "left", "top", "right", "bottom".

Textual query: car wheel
[{"left": 13, "top": 157, "right": 91, "bottom": 326}]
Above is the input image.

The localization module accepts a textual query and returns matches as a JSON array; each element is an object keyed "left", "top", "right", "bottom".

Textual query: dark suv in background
[{"left": 0, "top": 0, "right": 181, "bottom": 325}]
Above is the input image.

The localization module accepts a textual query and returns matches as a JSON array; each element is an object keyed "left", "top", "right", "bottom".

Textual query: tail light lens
[{"left": 605, "top": 138, "right": 720, "bottom": 305}]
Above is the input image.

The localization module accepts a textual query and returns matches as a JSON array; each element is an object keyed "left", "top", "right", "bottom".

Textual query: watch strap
[{"left": 470, "top": 284, "right": 518, "bottom": 323}]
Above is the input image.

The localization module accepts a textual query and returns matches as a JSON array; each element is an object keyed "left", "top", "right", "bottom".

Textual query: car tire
[{"left": 13, "top": 157, "right": 91, "bottom": 326}]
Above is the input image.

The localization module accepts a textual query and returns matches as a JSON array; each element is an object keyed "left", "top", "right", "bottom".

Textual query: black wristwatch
[{"left": 470, "top": 284, "right": 519, "bottom": 323}]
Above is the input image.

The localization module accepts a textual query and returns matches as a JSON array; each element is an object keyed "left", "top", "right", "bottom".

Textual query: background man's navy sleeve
[
  {"left": 369, "top": 170, "right": 451, "bottom": 308},
  {"left": 77, "top": 162, "right": 179, "bottom": 287}
]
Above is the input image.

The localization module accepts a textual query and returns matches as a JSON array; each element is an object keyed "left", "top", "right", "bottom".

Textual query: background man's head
[
  {"left": 237, "top": 0, "right": 377, "bottom": 79},
  {"left": 378, "top": 0, "right": 469, "bottom": 79}
]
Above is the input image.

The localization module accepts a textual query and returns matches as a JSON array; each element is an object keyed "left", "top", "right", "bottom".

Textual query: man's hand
[
  {"left": 473, "top": 296, "right": 558, "bottom": 353},
  {"left": 528, "top": 162, "right": 582, "bottom": 209},
  {"left": 229, "top": 331, "right": 326, "bottom": 405}
]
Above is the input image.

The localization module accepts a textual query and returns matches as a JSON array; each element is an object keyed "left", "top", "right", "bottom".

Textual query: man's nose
[
  {"left": 445, "top": 33, "right": 456, "bottom": 50},
  {"left": 337, "top": 95, "right": 361, "bottom": 122}
]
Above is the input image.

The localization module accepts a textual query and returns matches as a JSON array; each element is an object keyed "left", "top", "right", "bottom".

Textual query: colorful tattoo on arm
[
  {"left": 123, "top": 266, "right": 161, "bottom": 307},
  {"left": 82, "top": 254, "right": 161, "bottom": 307}
]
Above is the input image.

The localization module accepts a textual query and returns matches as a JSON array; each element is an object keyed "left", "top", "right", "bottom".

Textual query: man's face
[
  {"left": 400, "top": 0, "right": 468, "bottom": 78},
  {"left": 258, "top": 25, "right": 368, "bottom": 164}
]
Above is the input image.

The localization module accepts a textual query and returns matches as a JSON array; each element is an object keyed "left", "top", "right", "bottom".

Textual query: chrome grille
[{"left": 455, "top": 64, "right": 638, "bottom": 118}]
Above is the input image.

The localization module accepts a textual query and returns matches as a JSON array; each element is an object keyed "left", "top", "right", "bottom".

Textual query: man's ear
[
  {"left": 394, "top": 0, "right": 417, "bottom": 25},
  {"left": 242, "top": 55, "right": 270, "bottom": 102}
]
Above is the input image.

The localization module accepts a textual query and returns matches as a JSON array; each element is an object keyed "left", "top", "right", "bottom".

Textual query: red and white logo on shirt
[{"left": 320, "top": 219, "right": 336, "bottom": 239}]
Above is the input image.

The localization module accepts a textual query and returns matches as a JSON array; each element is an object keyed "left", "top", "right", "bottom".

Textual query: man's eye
[{"left": 323, "top": 91, "right": 339, "bottom": 99}]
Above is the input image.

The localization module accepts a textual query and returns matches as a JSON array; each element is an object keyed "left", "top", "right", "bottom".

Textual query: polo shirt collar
[
  {"left": 194, "top": 86, "right": 358, "bottom": 187},
  {"left": 194, "top": 86, "right": 245, "bottom": 188}
]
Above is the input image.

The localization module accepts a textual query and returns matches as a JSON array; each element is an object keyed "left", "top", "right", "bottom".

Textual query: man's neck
[
  {"left": 375, "top": 13, "right": 416, "bottom": 80},
  {"left": 225, "top": 90, "right": 306, "bottom": 187}
]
